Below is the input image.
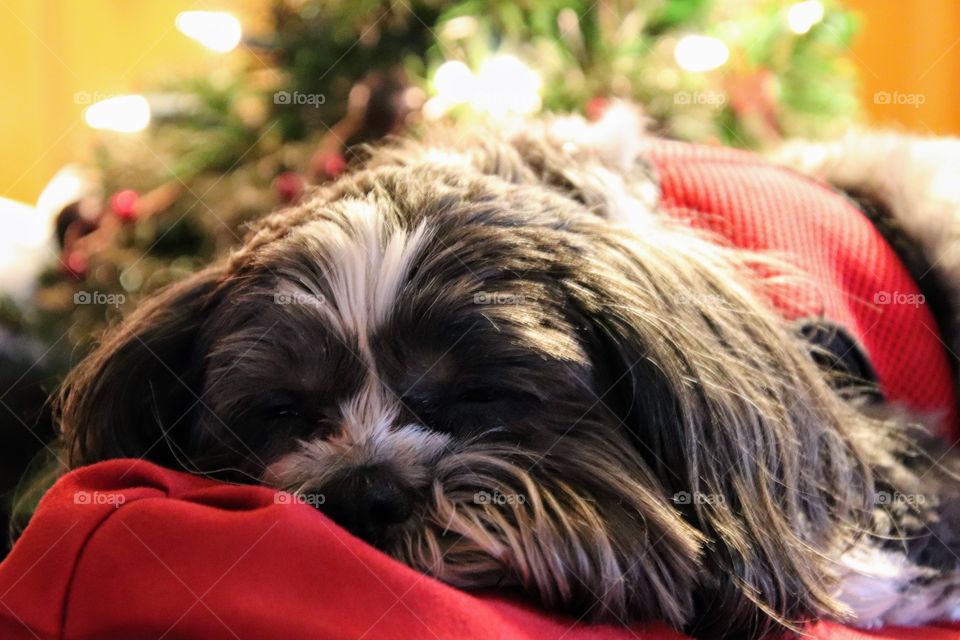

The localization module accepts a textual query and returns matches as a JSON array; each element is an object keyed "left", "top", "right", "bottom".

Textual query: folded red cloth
[{"left": 1, "top": 460, "right": 958, "bottom": 639}]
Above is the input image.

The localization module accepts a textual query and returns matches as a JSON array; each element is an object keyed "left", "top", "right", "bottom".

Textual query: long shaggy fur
[{"left": 47, "top": 110, "right": 960, "bottom": 639}]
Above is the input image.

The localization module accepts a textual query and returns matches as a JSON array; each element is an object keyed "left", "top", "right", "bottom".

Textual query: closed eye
[
  {"left": 455, "top": 387, "right": 543, "bottom": 407},
  {"left": 454, "top": 388, "right": 499, "bottom": 404},
  {"left": 398, "top": 385, "right": 541, "bottom": 436},
  {"left": 258, "top": 403, "right": 300, "bottom": 420},
  {"left": 248, "top": 392, "right": 305, "bottom": 422},
  {"left": 245, "top": 397, "right": 338, "bottom": 439}
]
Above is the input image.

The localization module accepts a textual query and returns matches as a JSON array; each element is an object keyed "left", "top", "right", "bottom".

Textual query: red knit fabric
[
  {"left": 647, "top": 140, "right": 958, "bottom": 438},
  {"left": 3, "top": 459, "right": 960, "bottom": 639}
]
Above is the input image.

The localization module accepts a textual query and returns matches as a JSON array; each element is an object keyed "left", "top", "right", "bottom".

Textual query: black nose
[{"left": 316, "top": 466, "right": 414, "bottom": 544}]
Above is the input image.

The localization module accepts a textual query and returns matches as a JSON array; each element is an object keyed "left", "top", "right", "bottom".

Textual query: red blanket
[{"left": 1, "top": 460, "right": 958, "bottom": 639}]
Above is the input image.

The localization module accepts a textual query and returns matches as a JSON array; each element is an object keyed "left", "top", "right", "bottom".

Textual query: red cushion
[{"left": 2, "top": 460, "right": 959, "bottom": 639}]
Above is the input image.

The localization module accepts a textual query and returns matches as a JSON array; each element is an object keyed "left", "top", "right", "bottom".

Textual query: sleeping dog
[{"left": 54, "top": 106, "right": 960, "bottom": 639}]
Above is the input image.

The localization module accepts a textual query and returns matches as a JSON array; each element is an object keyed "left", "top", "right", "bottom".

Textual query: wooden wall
[
  {"left": 845, "top": 0, "right": 960, "bottom": 137},
  {"left": 0, "top": 0, "right": 264, "bottom": 204}
]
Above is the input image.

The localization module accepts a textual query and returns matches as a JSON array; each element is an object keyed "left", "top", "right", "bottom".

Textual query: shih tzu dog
[{"left": 54, "top": 105, "right": 960, "bottom": 639}]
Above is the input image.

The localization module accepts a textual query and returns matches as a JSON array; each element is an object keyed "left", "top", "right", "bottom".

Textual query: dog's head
[{"left": 59, "top": 136, "right": 884, "bottom": 637}]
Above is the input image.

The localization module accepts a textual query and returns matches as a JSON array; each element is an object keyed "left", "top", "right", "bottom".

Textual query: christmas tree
[{"left": 5, "top": 0, "right": 861, "bottom": 365}]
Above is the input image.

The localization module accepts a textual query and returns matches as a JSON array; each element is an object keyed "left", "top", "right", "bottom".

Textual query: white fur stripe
[{"left": 293, "top": 201, "right": 430, "bottom": 348}]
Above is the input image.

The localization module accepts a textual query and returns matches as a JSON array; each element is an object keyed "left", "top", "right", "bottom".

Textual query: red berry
[
  {"left": 63, "top": 250, "right": 88, "bottom": 279},
  {"left": 586, "top": 96, "right": 609, "bottom": 121},
  {"left": 274, "top": 171, "right": 305, "bottom": 204},
  {"left": 110, "top": 189, "right": 139, "bottom": 221},
  {"left": 320, "top": 152, "right": 346, "bottom": 179}
]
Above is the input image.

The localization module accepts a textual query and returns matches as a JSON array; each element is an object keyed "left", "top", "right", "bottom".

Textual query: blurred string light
[
  {"left": 433, "top": 60, "right": 474, "bottom": 104},
  {"left": 426, "top": 55, "right": 542, "bottom": 119},
  {"left": 674, "top": 35, "right": 729, "bottom": 72},
  {"left": 175, "top": 10, "right": 242, "bottom": 52},
  {"left": 84, "top": 95, "right": 151, "bottom": 133},
  {"left": 475, "top": 56, "right": 542, "bottom": 116},
  {"left": 787, "top": 1, "right": 825, "bottom": 34},
  {"left": 80, "top": 10, "right": 241, "bottom": 133},
  {"left": 440, "top": 15, "right": 478, "bottom": 40}
]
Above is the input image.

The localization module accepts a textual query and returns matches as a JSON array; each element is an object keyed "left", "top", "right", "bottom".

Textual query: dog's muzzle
[{"left": 311, "top": 465, "right": 415, "bottom": 544}]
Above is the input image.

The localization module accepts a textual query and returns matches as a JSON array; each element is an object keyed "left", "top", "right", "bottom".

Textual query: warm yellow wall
[
  {"left": 1, "top": 0, "right": 46, "bottom": 204},
  {"left": 845, "top": 0, "right": 960, "bottom": 137},
  {"left": 0, "top": 0, "right": 266, "bottom": 204}
]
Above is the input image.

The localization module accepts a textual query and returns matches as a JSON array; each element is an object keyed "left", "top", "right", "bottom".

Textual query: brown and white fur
[{"left": 52, "top": 106, "right": 960, "bottom": 639}]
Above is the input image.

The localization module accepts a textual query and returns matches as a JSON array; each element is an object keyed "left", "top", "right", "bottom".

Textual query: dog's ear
[
  {"left": 562, "top": 222, "right": 877, "bottom": 637},
  {"left": 58, "top": 266, "right": 227, "bottom": 468}
]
